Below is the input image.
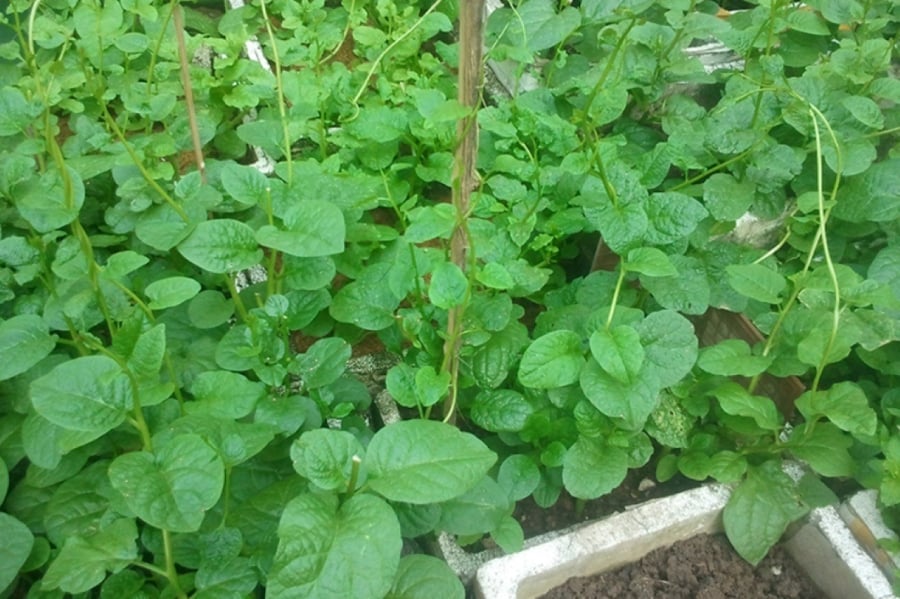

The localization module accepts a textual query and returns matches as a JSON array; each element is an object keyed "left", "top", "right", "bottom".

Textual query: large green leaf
[
  {"left": 428, "top": 262, "right": 468, "bottom": 309},
  {"left": 712, "top": 383, "right": 783, "bottom": 431},
  {"left": 727, "top": 264, "right": 787, "bottom": 304},
  {"left": 579, "top": 358, "right": 659, "bottom": 430},
  {"left": 0, "top": 314, "right": 56, "bottom": 381},
  {"left": 366, "top": 420, "right": 496, "bottom": 504},
  {"left": 178, "top": 219, "right": 263, "bottom": 273},
  {"left": 589, "top": 325, "right": 644, "bottom": 384},
  {"left": 518, "top": 330, "right": 584, "bottom": 388},
  {"left": 698, "top": 339, "right": 773, "bottom": 377},
  {"left": 267, "top": 493, "right": 401, "bottom": 599},
  {"left": 788, "top": 423, "right": 854, "bottom": 477},
  {"left": 723, "top": 463, "right": 808, "bottom": 566},
  {"left": 292, "top": 337, "right": 350, "bottom": 389},
  {"left": 15, "top": 166, "right": 85, "bottom": 233},
  {"left": 636, "top": 310, "right": 698, "bottom": 388},
  {"left": 31, "top": 355, "right": 132, "bottom": 435},
  {"left": 386, "top": 555, "right": 464, "bottom": 599},
  {"left": 330, "top": 278, "right": 401, "bottom": 330},
  {"left": 145, "top": 276, "right": 201, "bottom": 310},
  {"left": 186, "top": 370, "right": 265, "bottom": 419},
  {"left": 256, "top": 200, "right": 345, "bottom": 257},
  {"left": 108, "top": 434, "right": 224, "bottom": 532},
  {"left": 469, "top": 390, "right": 534, "bottom": 433},
  {"left": 42, "top": 518, "right": 137, "bottom": 594},
  {"left": 795, "top": 382, "right": 877, "bottom": 436},
  {"left": 0, "top": 513, "right": 33, "bottom": 592},
  {"left": 563, "top": 438, "right": 629, "bottom": 500},
  {"left": 44, "top": 461, "right": 115, "bottom": 546}
]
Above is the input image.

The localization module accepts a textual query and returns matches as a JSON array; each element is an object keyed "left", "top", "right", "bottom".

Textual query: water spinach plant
[{"left": 0, "top": 0, "right": 897, "bottom": 596}]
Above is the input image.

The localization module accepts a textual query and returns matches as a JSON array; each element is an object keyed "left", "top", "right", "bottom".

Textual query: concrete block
[
  {"left": 474, "top": 485, "right": 896, "bottom": 599},
  {"left": 840, "top": 490, "right": 900, "bottom": 578}
]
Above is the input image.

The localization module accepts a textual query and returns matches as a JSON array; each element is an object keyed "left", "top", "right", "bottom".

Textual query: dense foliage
[{"left": 0, "top": 0, "right": 897, "bottom": 596}]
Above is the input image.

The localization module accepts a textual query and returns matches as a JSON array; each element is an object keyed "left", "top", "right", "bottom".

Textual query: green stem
[
  {"left": 162, "top": 529, "right": 187, "bottom": 599},
  {"left": 606, "top": 263, "right": 628, "bottom": 329},
  {"left": 225, "top": 274, "right": 251, "bottom": 323},
  {"left": 258, "top": 0, "right": 293, "bottom": 182}
]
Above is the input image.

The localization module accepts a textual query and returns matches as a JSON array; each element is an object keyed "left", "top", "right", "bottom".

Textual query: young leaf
[
  {"left": 42, "top": 518, "right": 137, "bottom": 594},
  {"left": 723, "top": 463, "right": 808, "bottom": 566},
  {"left": 497, "top": 455, "right": 541, "bottom": 502},
  {"left": 712, "top": 383, "right": 783, "bottom": 431},
  {"left": 404, "top": 204, "right": 456, "bottom": 243},
  {"left": 428, "top": 262, "right": 468, "bottom": 309},
  {"left": 268, "top": 493, "right": 401, "bottom": 599},
  {"left": 293, "top": 337, "right": 351, "bottom": 389},
  {"left": 562, "top": 438, "right": 629, "bottom": 500},
  {"left": 291, "top": 429, "right": 365, "bottom": 492},
  {"left": 366, "top": 420, "right": 496, "bottom": 504},
  {"left": 518, "top": 330, "right": 584, "bottom": 388},
  {"left": 414, "top": 366, "right": 450, "bottom": 408},
  {"left": 330, "top": 279, "right": 401, "bottom": 331},
  {"left": 255, "top": 200, "right": 346, "bottom": 257},
  {"left": 386, "top": 554, "right": 464, "bottom": 599},
  {"left": 30, "top": 356, "right": 132, "bottom": 436},
  {"left": 178, "top": 219, "right": 263, "bottom": 273},
  {"left": 0, "top": 314, "right": 56, "bottom": 381},
  {"left": 624, "top": 247, "right": 678, "bottom": 277},
  {"left": 795, "top": 382, "right": 877, "bottom": 436},
  {"left": 469, "top": 389, "right": 534, "bottom": 433},
  {"left": 726, "top": 264, "right": 787, "bottom": 304},
  {"left": 108, "top": 434, "right": 224, "bottom": 532},
  {"left": 698, "top": 339, "right": 773, "bottom": 377},
  {"left": 0, "top": 513, "right": 33, "bottom": 592},
  {"left": 219, "top": 161, "right": 271, "bottom": 207},
  {"left": 15, "top": 166, "right": 85, "bottom": 233},
  {"left": 144, "top": 276, "right": 201, "bottom": 310},
  {"left": 589, "top": 325, "right": 644, "bottom": 384}
]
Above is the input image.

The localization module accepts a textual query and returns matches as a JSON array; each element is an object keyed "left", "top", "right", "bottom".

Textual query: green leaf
[
  {"left": 583, "top": 196, "right": 648, "bottom": 254},
  {"left": 637, "top": 310, "right": 698, "bottom": 388},
  {"left": 291, "top": 429, "right": 365, "bottom": 492},
  {"left": 497, "top": 455, "right": 541, "bottom": 502},
  {"left": 727, "top": 263, "right": 787, "bottom": 304},
  {"left": 186, "top": 370, "right": 265, "bottom": 419},
  {"left": 330, "top": 278, "right": 401, "bottom": 330},
  {"left": 703, "top": 174, "right": 755, "bottom": 221},
  {"left": 640, "top": 255, "right": 710, "bottom": 315},
  {"left": 15, "top": 166, "right": 85, "bottom": 233},
  {"left": 0, "top": 87, "right": 38, "bottom": 136},
  {"left": 42, "top": 518, "right": 137, "bottom": 594},
  {"left": 624, "top": 247, "right": 677, "bottom": 277},
  {"left": 188, "top": 290, "right": 235, "bottom": 329},
  {"left": 437, "top": 476, "right": 511, "bottom": 536},
  {"left": 256, "top": 201, "right": 345, "bottom": 257},
  {"left": 795, "top": 382, "right": 877, "bottom": 436},
  {"left": 366, "top": 420, "right": 496, "bottom": 504},
  {"left": 833, "top": 159, "right": 900, "bottom": 223},
  {"left": 477, "top": 262, "right": 516, "bottom": 290},
  {"left": 0, "top": 513, "right": 33, "bottom": 592},
  {"left": 0, "top": 315, "right": 56, "bottom": 381},
  {"left": 31, "top": 356, "right": 132, "bottom": 435},
  {"left": 713, "top": 383, "right": 783, "bottom": 431},
  {"left": 428, "top": 262, "right": 468, "bottom": 309},
  {"left": 470, "top": 390, "right": 534, "bottom": 432},
  {"left": 563, "top": 438, "right": 629, "bottom": 500},
  {"left": 219, "top": 162, "right": 270, "bottom": 207},
  {"left": 841, "top": 95, "right": 884, "bottom": 130},
  {"left": 405, "top": 204, "right": 456, "bottom": 243},
  {"left": 580, "top": 358, "right": 658, "bottom": 430},
  {"left": 724, "top": 463, "right": 808, "bottom": 566},
  {"left": 698, "top": 339, "right": 773, "bottom": 377},
  {"left": 195, "top": 556, "right": 257, "bottom": 599},
  {"left": 414, "top": 366, "right": 450, "bottom": 408},
  {"left": 293, "top": 337, "right": 350, "bottom": 389},
  {"left": 518, "top": 0, "right": 581, "bottom": 52},
  {"left": 44, "top": 462, "right": 112, "bottom": 546},
  {"left": 145, "top": 276, "right": 201, "bottom": 310},
  {"left": 644, "top": 192, "right": 708, "bottom": 245},
  {"left": 518, "top": 330, "right": 584, "bottom": 388},
  {"left": 108, "top": 434, "right": 224, "bottom": 532},
  {"left": 386, "top": 554, "right": 464, "bottom": 599},
  {"left": 589, "top": 325, "right": 644, "bottom": 384},
  {"left": 268, "top": 493, "right": 401, "bottom": 599},
  {"left": 178, "top": 219, "right": 263, "bottom": 273},
  {"left": 471, "top": 322, "right": 528, "bottom": 389},
  {"left": 788, "top": 423, "right": 854, "bottom": 477}
]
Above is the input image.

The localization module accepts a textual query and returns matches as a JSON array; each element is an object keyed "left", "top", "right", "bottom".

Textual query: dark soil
[
  {"left": 538, "top": 533, "right": 825, "bottom": 599},
  {"left": 514, "top": 469, "right": 696, "bottom": 539}
]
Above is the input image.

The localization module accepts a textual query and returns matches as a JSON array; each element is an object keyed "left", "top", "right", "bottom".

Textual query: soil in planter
[
  {"left": 514, "top": 468, "right": 696, "bottom": 539},
  {"left": 538, "top": 533, "right": 824, "bottom": 599}
]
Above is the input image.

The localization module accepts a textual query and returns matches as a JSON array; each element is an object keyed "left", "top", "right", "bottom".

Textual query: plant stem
[
  {"left": 162, "top": 529, "right": 187, "bottom": 599},
  {"left": 258, "top": 0, "right": 293, "bottom": 182},
  {"left": 442, "top": 0, "right": 483, "bottom": 424},
  {"left": 172, "top": 2, "right": 206, "bottom": 182}
]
